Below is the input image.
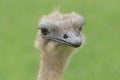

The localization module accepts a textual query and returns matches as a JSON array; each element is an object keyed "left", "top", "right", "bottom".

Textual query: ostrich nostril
[{"left": 63, "top": 34, "right": 68, "bottom": 39}]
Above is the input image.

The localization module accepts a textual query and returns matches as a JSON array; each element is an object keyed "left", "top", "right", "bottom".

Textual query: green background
[{"left": 0, "top": 0, "right": 120, "bottom": 80}]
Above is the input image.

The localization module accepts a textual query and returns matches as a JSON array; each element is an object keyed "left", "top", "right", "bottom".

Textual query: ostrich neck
[{"left": 38, "top": 45, "right": 74, "bottom": 80}]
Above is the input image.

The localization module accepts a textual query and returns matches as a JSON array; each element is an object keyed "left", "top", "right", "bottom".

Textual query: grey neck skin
[{"left": 37, "top": 44, "right": 74, "bottom": 80}]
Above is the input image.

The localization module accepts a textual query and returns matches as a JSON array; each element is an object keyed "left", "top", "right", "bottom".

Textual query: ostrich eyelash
[
  {"left": 40, "top": 28, "right": 49, "bottom": 35},
  {"left": 37, "top": 27, "right": 41, "bottom": 30}
]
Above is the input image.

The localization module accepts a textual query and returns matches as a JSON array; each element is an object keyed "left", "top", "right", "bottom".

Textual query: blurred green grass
[{"left": 0, "top": 0, "right": 120, "bottom": 80}]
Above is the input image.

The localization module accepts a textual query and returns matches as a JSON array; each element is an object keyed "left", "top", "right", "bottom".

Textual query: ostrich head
[{"left": 35, "top": 11, "right": 85, "bottom": 52}]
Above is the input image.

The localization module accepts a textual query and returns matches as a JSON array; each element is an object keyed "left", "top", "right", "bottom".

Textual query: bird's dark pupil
[
  {"left": 41, "top": 28, "right": 49, "bottom": 35},
  {"left": 79, "top": 27, "right": 82, "bottom": 31}
]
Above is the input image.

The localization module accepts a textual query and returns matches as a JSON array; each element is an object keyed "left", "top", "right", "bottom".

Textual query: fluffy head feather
[{"left": 39, "top": 11, "right": 85, "bottom": 29}]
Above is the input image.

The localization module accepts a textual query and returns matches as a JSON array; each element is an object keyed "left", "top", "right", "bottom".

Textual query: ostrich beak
[
  {"left": 53, "top": 38, "right": 82, "bottom": 48},
  {"left": 53, "top": 32, "right": 82, "bottom": 48}
]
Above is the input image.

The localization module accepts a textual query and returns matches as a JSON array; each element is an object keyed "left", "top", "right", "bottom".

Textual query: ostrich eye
[
  {"left": 79, "top": 27, "right": 82, "bottom": 31},
  {"left": 41, "top": 28, "right": 49, "bottom": 35}
]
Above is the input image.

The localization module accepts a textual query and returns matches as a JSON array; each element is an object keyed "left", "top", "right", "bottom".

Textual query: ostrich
[{"left": 35, "top": 10, "right": 85, "bottom": 80}]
